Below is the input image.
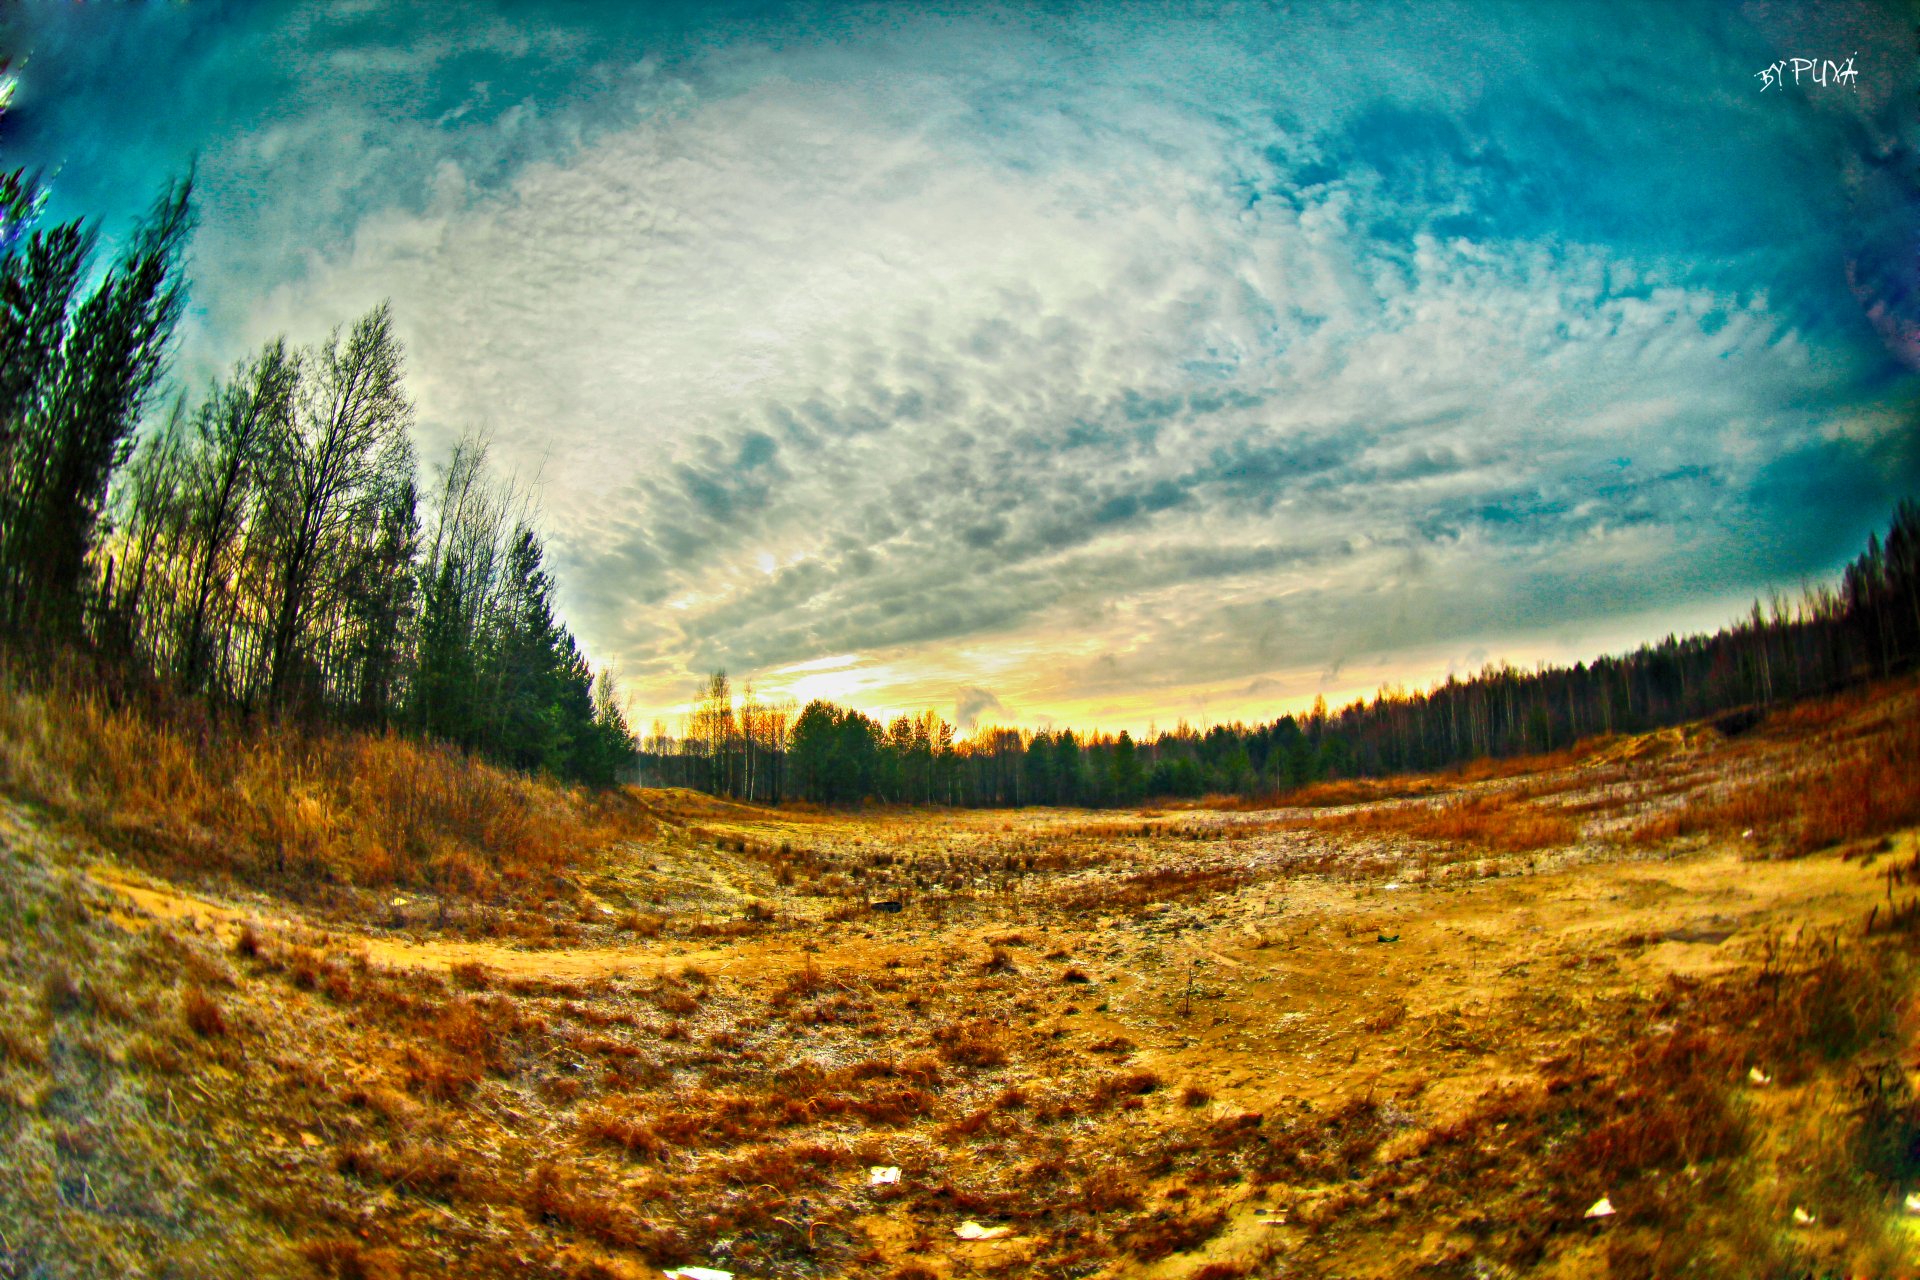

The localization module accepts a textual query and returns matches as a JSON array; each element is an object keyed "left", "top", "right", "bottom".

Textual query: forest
[
  {"left": 643, "top": 497, "right": 1920, "bottom": 807},
  {"left": 0, "top": 166, "right": 635, "bottom": 785}
]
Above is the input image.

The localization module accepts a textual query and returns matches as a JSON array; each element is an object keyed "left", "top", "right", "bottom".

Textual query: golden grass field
[{"left": 3, "top": 666, "right": 1920, "bottom": 1279}]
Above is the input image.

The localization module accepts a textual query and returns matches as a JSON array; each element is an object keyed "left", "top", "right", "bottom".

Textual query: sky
[{"left": 5, "top": 0, "right": 1918, "bottom": 737}]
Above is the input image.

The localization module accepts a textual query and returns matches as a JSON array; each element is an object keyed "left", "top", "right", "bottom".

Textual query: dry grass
[
  {"left": 1387, "top": 931, "right": 1919, "bottom": 1276},
  {"left": 0, "top": 650, "right": 651, "bottom": 905},
  {"left": 1628, "top": 710, "right": 1920, "bottom": 856},
  {"left": 5, "top": 660, "right": 1920, "bottom": 1279},
  {"left": 1054, "top": 864, "right": 1256, "bottom": 914},
  {"left": 1083, "top": 928, "right": 1918, "bottom": 1277},
  {"left": 181, "top": 986, "right": 227, "bottom": 1038},
  {"left": 1295, "top": 789, "right": 1580, "bottom": 853},
  {"left": 1190, "top": 777, "right": 1444, "bottom": 811},
  {"left": 937, "top": 1019, "right": 1009, "bottom": 1068}
]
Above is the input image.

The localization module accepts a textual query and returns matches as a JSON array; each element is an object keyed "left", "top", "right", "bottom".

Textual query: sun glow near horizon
[{"left": 638, "top": 584, "right": 1781, "bottom": 743}]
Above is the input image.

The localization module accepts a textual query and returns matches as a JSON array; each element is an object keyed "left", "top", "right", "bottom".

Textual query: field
[{"left": 4, "top": 674, "right": 1920, "bottom": 1278}]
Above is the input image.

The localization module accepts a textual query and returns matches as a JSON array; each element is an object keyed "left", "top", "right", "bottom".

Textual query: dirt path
[{"left": 88, "top": 861, "right": 942, "bottom": 982}]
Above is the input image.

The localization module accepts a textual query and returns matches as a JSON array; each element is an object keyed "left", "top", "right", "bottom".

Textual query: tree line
[
  {"left": 644, "top": 497, "right": 1920, "bottom": 807},
  {"left": 0, "top": 162, "right": 634, "bottom": 785}
]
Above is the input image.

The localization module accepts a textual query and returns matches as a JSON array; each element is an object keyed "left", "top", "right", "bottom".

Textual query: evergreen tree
[
  {"left": 342, "top": 470, "right": 420, "bottom": 725},
  {"left": 492, "top": 523, "right": 572, "bottom": 773},
  {"left": 0, "top": 175, "right": 193, "bottom": 632},
  {"left": 1111, "top": 729, "right": 1143, "bottom": 803}
]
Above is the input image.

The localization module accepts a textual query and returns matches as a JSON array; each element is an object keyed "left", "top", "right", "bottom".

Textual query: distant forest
[
  {"left": 645, "top": 500, "right": 1920, "bottom": 808},
  {"left": 0, "top": 166, "right": 635, "bottom": 785}
]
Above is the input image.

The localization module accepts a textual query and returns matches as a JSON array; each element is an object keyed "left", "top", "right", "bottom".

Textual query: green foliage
[
  {"left": 0, "top": 170, "right": 193, "bottom": 632},
  {"left": 402, "top": 445, "right": 634, "bottom": 786},
  {"left": 788, "top": 699, "right": 885, "bottom": 804}
]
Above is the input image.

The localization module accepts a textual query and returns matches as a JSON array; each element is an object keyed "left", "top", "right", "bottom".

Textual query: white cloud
[{"left": 156, "top": 3, "right": 1910, "bottom": 732}]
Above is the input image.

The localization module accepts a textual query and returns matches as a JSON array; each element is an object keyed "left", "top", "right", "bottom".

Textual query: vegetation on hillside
[{"left": 0, "top": 649, "right": 652, "bottom": 911}]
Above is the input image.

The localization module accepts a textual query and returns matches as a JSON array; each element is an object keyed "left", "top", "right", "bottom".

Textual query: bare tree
[
  {"left": 255, "top": 303, "right": 413, "bottom": 713},
  {"left": 174, "top": 339, "right": 299, "bottom": 689}
]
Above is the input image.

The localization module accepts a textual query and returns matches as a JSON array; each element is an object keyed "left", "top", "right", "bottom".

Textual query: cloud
[
  {"left": 954, "top": 687, "right": 1005, "bottom": 734},
  {"left": 13, "top": 0, "right": 1919, "bottom": 732}
]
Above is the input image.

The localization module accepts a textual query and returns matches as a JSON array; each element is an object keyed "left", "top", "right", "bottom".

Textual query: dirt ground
[
  {"left": 4, "top": 682, "right": 1920, "bottom": 1279},
  {"left": 85, "top": 813, "right": 1902, "bottom": 1128}
]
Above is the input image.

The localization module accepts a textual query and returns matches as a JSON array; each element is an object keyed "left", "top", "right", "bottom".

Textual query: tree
[
  {"left": 0, "top": 135, "right": 635, "bottom": 788},
  {"left": 411, "top": 434, "right": 515, "bottom": 745},
  {"left": 1051, "top": 729, "right": 1081, "bottom": 805},
  {"left": 177, "top": 339, "right": 299, "bottom": 689},
  {"left": 787, "top": 699, "right": 883, "bottom": 803},
  {"left": 579, "top": 665, "right": 637, "bottom": 786},
  {"left": 691, "top": 671, "right": 737, "bottom": 795},
  {"left": 788, "top": 699, "right": 839, "bottom": 802},
  {"left": 256, "top": 303, "right": 414, "bottom": 713},
  {"left": 0, "top": 181, "right": 88, "bottom": 523},
  {"left": 340, "top": 469, "right": 420, "bottom": 724},
  {"left": 740, "top": 681, "right": 766, "bottom": 801},
  {"left": 97, "top": 394, "right": 191, "bottom": 654},
  {"left": 492, "top": 522, "right": 573, "bottom": 772},
  {"left": 0, "top": 175, "right": 194, "bottom": 632},
  {"left": 1111, "top": 729, "right": 1143, "bottom": 804}
]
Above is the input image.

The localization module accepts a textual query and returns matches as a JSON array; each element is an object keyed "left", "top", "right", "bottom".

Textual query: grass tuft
[{"left": 182, "top": 985, "right": 227, "bottom": 1037}]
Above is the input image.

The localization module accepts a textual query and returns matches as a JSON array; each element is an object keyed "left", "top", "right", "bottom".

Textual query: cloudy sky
[{"left": 7, "top": 1, "right": 1918, "bottom": 735}]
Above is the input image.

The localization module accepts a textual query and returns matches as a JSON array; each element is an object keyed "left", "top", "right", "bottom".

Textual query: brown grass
[
  {"left": 1297, "top": 789, "right": 1579, "bottom": 853},
  {"left": 937, "top": 1019, "right": 1009, "bottom": 1068},
  {"left": 300, "top": 1239, "right": 406, "bottom": 1280},
  {"left": 1627, "top": 712, "right": 1920, "bottom": 856},
  {"left": 1190, "top": 777, "right": 1442, "bottom": 810},
  {"left": 335, "top": 1140, "right": 466, "bottom": 1199},
  {"left": 1127, "top": 1207, "right": 1227, "bottom": 1261},
  {"left": 1089, "top": 1068, "right": 1162, "bottom": 1110},
  {"left": 181, "top": 985, "right": 227, "bottom": 1037},
  {"left": 0, "top": 650, "right": 651, "bottom": 904},
  {"left": 9, "top": 651, "right": 1920, "bottom": 1280},
  {"left": 1054, "top": 864, "right": 1256, "bottom": 914}
]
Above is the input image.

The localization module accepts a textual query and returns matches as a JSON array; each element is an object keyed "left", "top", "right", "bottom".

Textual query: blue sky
[{"left": 6, "top": 0, "right": 1918, "bottom": 733}]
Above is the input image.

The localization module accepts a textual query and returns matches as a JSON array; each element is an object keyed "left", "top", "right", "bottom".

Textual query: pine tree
[
  {"left": 0, "top": 176, "right": 193, "bottom": 633},
  {"left": 492, "top": 523, "right": 571, "bottom": 772}
]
